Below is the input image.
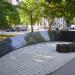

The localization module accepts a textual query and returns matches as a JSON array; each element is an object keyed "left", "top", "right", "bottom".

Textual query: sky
[{"left": 12, "top": 0, "right": 19, "bottom": 5}]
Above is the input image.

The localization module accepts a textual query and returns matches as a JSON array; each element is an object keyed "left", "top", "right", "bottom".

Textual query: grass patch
[{"left": 0, "top": 34, "right": 16, "bottom": 40}]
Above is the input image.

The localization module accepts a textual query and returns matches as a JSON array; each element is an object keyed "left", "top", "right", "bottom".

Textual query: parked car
[
  {"left": 70, "top": 25, "right": 75, "bottom": 29},
  {"left": 15, "top": 27, "right": 27, "bottom": 31},
  {"left": 6, "top": 28, "right": 16, "bottom": 32}
]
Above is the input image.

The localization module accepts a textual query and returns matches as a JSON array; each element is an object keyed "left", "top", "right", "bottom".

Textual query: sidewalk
[
  {"left": 0, "top": 42, "right": 75, "bottom": 75},
  {"left": 47, "top": 58, "right": 75, "bottom": 75}
]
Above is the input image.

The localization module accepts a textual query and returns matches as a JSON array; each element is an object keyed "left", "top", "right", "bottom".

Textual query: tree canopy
[
  {"left": 12, "top": 0, "right": 75, "bottom": 31},
  {"left": 45, "top": 0, "right": 75, "bottom": 27},
  {"left": 19, "top": 0, "right": 43, "bottom": 32},
  {"left": 0, "top": 0, "right": 20, "bottom": 29}
]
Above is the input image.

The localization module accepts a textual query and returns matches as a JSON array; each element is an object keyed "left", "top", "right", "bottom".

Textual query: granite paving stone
[{"left": 0, "top": 42, "right": 75, "bottom": 75}]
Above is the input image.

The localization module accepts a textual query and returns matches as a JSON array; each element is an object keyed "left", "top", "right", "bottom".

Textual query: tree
[
  {"left": 40, "top": 0, "right": 57, "bottom": 30},
  {"left": 19, "top": 0, "right": 43, "bottom": 32},
  {"left": 0, "top": 0, "right": 20, "bottom": 39},
  {"left": 45, "top": 0, "right": 75, "bottom": 30},
  {"left": 0, "top": 0, "right": 20, "bottom": 28}
]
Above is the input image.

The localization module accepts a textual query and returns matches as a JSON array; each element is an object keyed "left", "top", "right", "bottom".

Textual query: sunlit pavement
[
  {"left": 0, "top": 29, "right": 48, "bottom": 35},
  {"left": 0, "top": 31, "right": 29, "bottom": 35},
  {"left": 0, "top": 42, "right": 75, "bottom": 75}
]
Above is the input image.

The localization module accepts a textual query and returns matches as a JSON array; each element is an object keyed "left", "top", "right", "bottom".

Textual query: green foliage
[
  {"left": 19, "top": 0, "right": 43, "bottom": 31},
  {"left": 19, "top": 0, "right": 75, "bottom": 30},
  {"left": 25, "top": 32, "right": 45, "bottom": 45},
  {"left": 0, "top": 0, "right": 21, "bottom": 29},
  {"left": 44, "top": 0, "right": 75, "bottom": 28},
  {"left": 70, "top": 17, "right": 75, "bottom": 24}
]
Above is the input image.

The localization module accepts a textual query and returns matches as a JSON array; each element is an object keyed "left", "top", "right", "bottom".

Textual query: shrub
[
  {"left": 56, "top": 43, "right": 75, "bottom": 53},
  {"left": 25, "top": 32, "right": 45, "bottom": 45}
]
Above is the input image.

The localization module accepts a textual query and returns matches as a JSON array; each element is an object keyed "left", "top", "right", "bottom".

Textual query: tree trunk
[
  {"left": 48, "top": 18, "right": 54, "bottom": 31},
  {"left": 1, "top": 24, "right": 3, "bottom": 40},
  {"left": 65, "top": 17, "right": 70, "bottom": 31},
  {"left": 30, "top": 12, "right": 33, "bottom": 32}
]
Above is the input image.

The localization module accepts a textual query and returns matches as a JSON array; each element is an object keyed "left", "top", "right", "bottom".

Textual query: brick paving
[
  {"left": 0, "top": 42, "right": 75, "bottom": 75},
  {"left": 47, "top": 58, "right": 75, "bottom": 75}
]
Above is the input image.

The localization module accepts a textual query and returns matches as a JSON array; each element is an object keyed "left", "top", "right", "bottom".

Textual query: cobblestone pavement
[{"left": 0, "top": 42, "right": 75, "bottom": 75}]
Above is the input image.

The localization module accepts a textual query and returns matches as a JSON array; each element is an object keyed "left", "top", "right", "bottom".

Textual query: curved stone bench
[
  {"left": 1, "top": 30, "right": 75, "bottom": 57},
  {"left": 0, "top": 31, "right": 50, "bottom": 57},
  {"left": 0, "top": 35, "right": 26, "bottom": 57}
]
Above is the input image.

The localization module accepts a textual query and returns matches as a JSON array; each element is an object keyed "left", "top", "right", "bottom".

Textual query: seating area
[
  {"left": 0, "top": 30, "right": 75, "bottom": 75},
  {"left": 1, "top": 0, "right": 75, "bottom": 75},
  {"left": 0, "top": 42, "right": 75, "bottom": 75},
  {"left": 0, "top": 31, "right": 50, "bottom": 57},
  {"left": 56, "top": 43, "right": 75, "bottom": 52},
  {"left": 0, "top": 30, "right": 75, "bottom": 57}
]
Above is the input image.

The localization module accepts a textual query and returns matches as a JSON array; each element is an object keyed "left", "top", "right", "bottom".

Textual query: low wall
[
  {"left": 0, "top": 30, "right": 75, "bottom": 57},
  {"left": 0, "top": 35, "right": 26, "bottom": 58},
  {"left": 48, "top": 30, "right": 75, "bottom": 42},
  {"left": 0, "top": 31, "right": 50, "bottom": 57},
  {"left": 59, "top": 31, "right": 75, "bottom": 42},
  {"left": 48, "top": 30, "right": 60, "bottom": 41},
  {"left": 0, "top": 38, "right": 14, "bottom": 57}
]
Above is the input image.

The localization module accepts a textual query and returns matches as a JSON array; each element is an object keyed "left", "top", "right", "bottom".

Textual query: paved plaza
[{"left": 0, "top": 42, "right": 75, "bottom": 75}]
